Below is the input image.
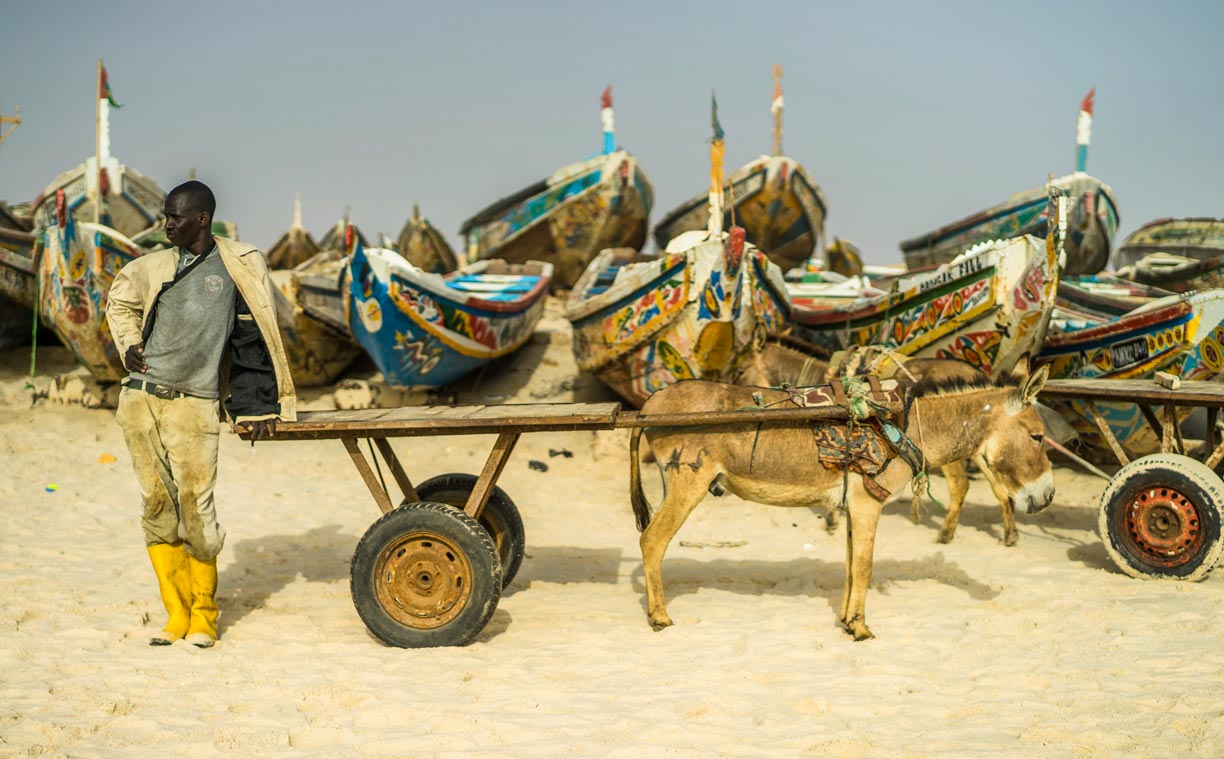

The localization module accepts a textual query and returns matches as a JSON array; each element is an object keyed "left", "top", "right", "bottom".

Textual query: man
[{"left": 108, "top": 180, "right": 296, "bottom": 648}]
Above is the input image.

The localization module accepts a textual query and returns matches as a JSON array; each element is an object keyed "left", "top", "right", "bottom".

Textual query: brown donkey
[{"left": 629, "top": 367, "right": 1053, "bottom": 640}]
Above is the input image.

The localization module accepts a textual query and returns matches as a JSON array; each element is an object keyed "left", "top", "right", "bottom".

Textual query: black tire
[
  {"left": 1098, "top": 453, "right": 1224, "bottom": 581},
  {"left": 351, "top": 501, "right": 502, "bottom": 647},
  {"left": 413, "top": 473, "right": 525, "bottom": 588}
]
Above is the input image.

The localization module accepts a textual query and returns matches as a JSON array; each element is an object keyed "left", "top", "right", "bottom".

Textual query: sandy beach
[{"left": 2, "top": 298, "right": 1223, "bottom": 758}]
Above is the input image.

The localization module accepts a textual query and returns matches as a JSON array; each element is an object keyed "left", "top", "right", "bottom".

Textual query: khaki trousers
[{"left": 115, "top": 388, "right": 226, "bottom": 560}]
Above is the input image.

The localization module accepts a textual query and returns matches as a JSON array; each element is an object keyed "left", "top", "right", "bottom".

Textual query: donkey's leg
[
  {"left": 975, "top": 454, "right": 1018, "bottom": 546},
  {"left": 839, "top": 507, "right": 853, "bottom": 623},
  {"left": 843, "top": 489, "right": 883, "bottom": 641},
  {"left": 938, "top": 460, "right": 970, "bottom": 544},
  {"left": 640, "top": 471, "right": 710, "bottom": 630}
]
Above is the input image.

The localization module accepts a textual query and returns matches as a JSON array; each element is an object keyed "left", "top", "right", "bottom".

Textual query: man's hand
[
  {"left": 124, "top": 343, "right": 148, "bottom": 373},
  {"left": 240, "top": 418, "right": 278, "bottom": 443}
]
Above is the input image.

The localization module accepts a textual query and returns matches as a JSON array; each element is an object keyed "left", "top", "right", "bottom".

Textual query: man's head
[{"left": 164, "top": 180, "right": 216, "bottom": 251}]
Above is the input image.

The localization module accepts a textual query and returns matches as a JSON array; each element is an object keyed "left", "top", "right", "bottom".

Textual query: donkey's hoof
[
  {"left": 1003, "top": 530, "right": 1019, "bottom": 547},
  {"left": 844, "top": 615, "right": 874, "bottom": 641},
  {"left": 937, "top": 529, "right": 956, "bottom": 544},
  {"left": 648, "top": 614, "right": 674, "bottom": 631}
]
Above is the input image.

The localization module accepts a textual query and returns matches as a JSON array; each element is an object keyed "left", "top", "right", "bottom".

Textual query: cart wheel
[
  {"left": 413, "top": 473, "right": 525, "bottom": 588},
  {"left": 350, "top": 501, "right": 502, "bottom": 647},
  {"left": 1098, "top": 453, "right": 1224, "bottom": 581}
]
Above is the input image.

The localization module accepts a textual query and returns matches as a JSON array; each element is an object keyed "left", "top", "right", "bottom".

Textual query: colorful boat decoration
[
  {"left": 267, "top": 195, "right": 320, "bottom": 270},
  {"left": 900, "top": 90, "right": 1118, "bottom": 276},
  {"left": 0, "top": 201, "right": 38, "bottom": 347},
  {"left": 787, "top": 233, "right": 1059, "bottom": 379},
  {"left": 1055, "top": 275, "right": 1171, "bottom": 321},
  {"left": 566, "top": 232, "right": 790, "bottom": 406},
  {"left": 346, "top": 233, "right": 552, "bottom": 388},
  {"left": 273, "top": 249, "right": 361, "bottom": 387},
  {"left": 459, "top": 86, "right": 652, "bottom": 290},
  {"left": 566, "top": 93, "right": 790, "bottom": 407},
  {"left": 38, "top": 201, "right": 143, "bottom": 382},
  {"left": 320, "top": 216, "right": 369, "bottom": 252},
  {"left": 395, "top": 203, "right": 458, "bottom": 275},
  {"left": 1037, "top": 289, "right": 1224, "bottom": 455},
  {"left": 653, "top": 66, "right": 827, "bottom": 274}
]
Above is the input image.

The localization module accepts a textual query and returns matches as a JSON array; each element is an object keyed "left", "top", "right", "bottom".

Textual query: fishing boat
[
  {"left": 787, "top": 231, "right": 1059, "bottom": 380},
  {"left": 459, "top": 86, "right": 652, "bottom": 290},
  {"left": 1113, "top": 218, "right": 1224, "bottom": 269},
  {"left": 346, "top": 232, "right": 552, "bottom": 388},
  {"left": 266, "top": 195, "right": 320, "bottom": 270},
  {"left": 1037, "top": 288, "right": 1224, "bottom": 455},
  {"left": 38, "top": 207, "right": 142, "bottom": 381},
  {"left": 652, "top": 66, "right": 827, "bottom": 274},
  {"left": 395, "top": 203, "right": 458, "bottom": 274},
  {"left": 1054, "top": 275, "right": 1171, "bottom": 321},
  {"left": 320, "top": 216, "right": 368, "bottom": 252},
  {"left": 0, "top": 201, "right": 38, "bottom": 347},
  {"left": 900, "top": 90, "right": 1118, "bottom": 276},
  {"left": 273, "top": 249, "right": 362, "bottom": 387},
  {"left": 565, "top": 94, "right": 791, "bottom": 407}
]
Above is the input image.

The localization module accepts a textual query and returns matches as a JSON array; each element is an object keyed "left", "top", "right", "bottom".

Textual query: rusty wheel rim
[
  {"left": 373, "top": 531, "right": 473, "bottom": 629},
  {"left": 1121, "top": 485, "right": 1204, "bottom": 568}
]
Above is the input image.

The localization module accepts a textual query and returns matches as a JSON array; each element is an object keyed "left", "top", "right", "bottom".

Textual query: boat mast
[
  {"left": 0, "top": 103, "right": 20, "bottom": 148},
  {"left": 771, "top": 64, "right": 783, "bottom": 157},
  {"left": 708, "top": 91, "right": 726, "bottom": 237},
  {"left": 294, "top": 193, "right": 303, "bottom": 229},
  {"left": 1075, "top": 88, "right": 1094, "bottom": 174},
  {"left": 601, "top": 85, "right": 615, "bottom": 155}
]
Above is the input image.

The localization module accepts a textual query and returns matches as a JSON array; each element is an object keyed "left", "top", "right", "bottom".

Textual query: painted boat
[
  {"left": 38, "top": 209, "right": 143, "bottom": 382},
  {"left": 320, "top": 218, "right": 369, "bottom": 252},
  {"left": 902, "top": 91, "right": 1118, "bottom": 276},
  {"left": 1054, "top": 275, "right": 1171, "bottom": 322},
  {"left": 267, "top": 196, "right": 320, "bottom": 270},
  {"left": 459, "top": 87, "right": 652, "bottom": 290},
  {"left": 787, "top": 234, "right": 1058, "bottom": 379},
  {"left": 565, "top": 229, "right": 790, "bottom": 406},
  {"left": 900, "top": 172, "right": 1118, "bottom": 276},
  {"left": 273, "top": 250, "right": 361, "bottom": 387},
  {"left": 347, "top": 237, "right": 551, "bottom": 388},
  {"left": 653, "top": 68, "right": 826, "bottom": 274},
  {"left": 0, "top": 201, "right": 38, "bottom": 347},
  {"left": 29, "top": 158, "right": 163, "bottom": 241},
  {"left": 395, "top": 204, "right": 458, "bottom": 274},
  {"left": 1112, "top": 217, "right": 1224, "bottom": 270},
  {"left": 1037, "top": 289, "right": 1224, "bottom": 454}
]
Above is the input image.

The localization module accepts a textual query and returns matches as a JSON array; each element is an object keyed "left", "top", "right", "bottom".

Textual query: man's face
[{"left": 163, "top": 193, "right": 207, "bottom": 246}]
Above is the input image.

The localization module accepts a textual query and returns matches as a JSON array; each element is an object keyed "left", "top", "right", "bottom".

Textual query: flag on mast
[
  {"left": 1075, "top": 88, "right": 1094, "bottom": 173},
  {"left": 708, "top": 91, "right": 726, "bottom": 236},
  {"left": 99, "top": 64, "right": 123, "bottom": 108}
]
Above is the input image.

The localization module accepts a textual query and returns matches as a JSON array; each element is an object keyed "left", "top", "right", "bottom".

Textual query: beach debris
[
  {"left": 548, "top": 448, "right": 573, "bottom": 458},
  {"left": 334, "top": 379, "right": 377, "bottom": 410},
  {"left": 678, "top": 540, "right": 747, "bottom": 549},
  {"left": 527, "top": 460, "right": 548, "bottom": 473},
  {"left": 98, "top": 453, "right": 116, "bottom": 464},
  {"left": 1155, "top": 371, "right": 1181, "bottom": 390},
  {"left": 44, "top": 484, "right": 59, "bottom": 492}
]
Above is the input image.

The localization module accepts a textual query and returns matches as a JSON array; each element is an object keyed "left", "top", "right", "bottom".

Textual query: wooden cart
[
  {"left": 245, "top": 400, "right": 855, "bottom": 648},
  {"left": 1039, "top": 378, "right": 1224, "bottom": 582}
]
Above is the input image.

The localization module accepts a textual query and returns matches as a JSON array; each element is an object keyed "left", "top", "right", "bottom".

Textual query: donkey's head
[{"left": 976, "top": 365, "right": 1054, "bottom": 515}]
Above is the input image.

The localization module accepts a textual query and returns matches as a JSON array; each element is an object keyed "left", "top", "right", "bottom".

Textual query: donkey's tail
[{"left": 629, "top": 426, "right": 653, "bottom": 533}]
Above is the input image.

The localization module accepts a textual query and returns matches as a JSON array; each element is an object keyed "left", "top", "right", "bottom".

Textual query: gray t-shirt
[{"left": 130, "top": 245, "right": 237, "bottom": 398}]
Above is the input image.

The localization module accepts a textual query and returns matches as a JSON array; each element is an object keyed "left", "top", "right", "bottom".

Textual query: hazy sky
[{"left": 2, "top": 0, "right": 1221, "bottom": 264}]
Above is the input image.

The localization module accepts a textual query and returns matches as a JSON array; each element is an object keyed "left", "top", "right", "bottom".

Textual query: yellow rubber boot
[
  {"left": 185, "top": 554, "right": 219, "bottom": 648},
  {"left": 146, "top": 543, "right": 191, "bottom": 646}
]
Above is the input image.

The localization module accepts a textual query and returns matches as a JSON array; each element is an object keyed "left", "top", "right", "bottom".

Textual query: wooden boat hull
[
  {"left": 1055, "top": 276, "right": 1170, "bottom": 321},
  {"left": 396, "top": 210, "right": 458, "bottom": 275},
  {"left": 900, "top": 173, "right": 1118, "bottom": 276},
  {"left": 788, "top": 235, "right": 1058, "bottom": 380},
  {"left": 460, "top": 150, "right": 652, "bottom": 290},
  {"left": 1037, "top": 289, "right": 1224, "bottom": 454},
  {"left": 565, "top": 234, "right": 790, "bottom": 407},
  {"left": 347, "top": 244, "right": 551, "bottom": 388},
  {"left": 1112, "top": 217, "right": 1224, "bottom": 270},
  {"left": 273, "top": 280, "right": 362, "bottom": 388},
  {"left": 38, "top": 218, "right": 142, "bottom": 382},
  {"left": 31, "top": 160, "right": 164, "bottom": 240},
  {"left": 267, "top": 227, "right": 320, "bottom": 271},
  {"left": 0, "top": 218, "right": 37, "bottom": 347},
  {"left": 653, "top": 156, "right": 827, "bottom": 274}
]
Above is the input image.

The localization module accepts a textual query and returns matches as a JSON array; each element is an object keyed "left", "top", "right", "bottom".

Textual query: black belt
[{"left": 123, "top": 378, "right": 192, "bottom": 400}]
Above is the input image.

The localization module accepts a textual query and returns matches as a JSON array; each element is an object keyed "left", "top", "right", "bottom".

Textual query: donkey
[
  {"left": 740, "top": 343, "right": 1024, "bottom": 546},
  {"left": 628, "top": 366, "right": 1053, "bottom": 640}
]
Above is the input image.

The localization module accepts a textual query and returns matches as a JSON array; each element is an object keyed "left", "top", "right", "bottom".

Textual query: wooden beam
[
  {"left": 1161, "top": 404, "right": 1177, "bottom": 454},
  {"left": 465, "top": 432, "right": 520, "bottom": 519},
  {"left": 1085, "top": 400, "right": 1129, "bottom": 467},
  {"left": 342, "top": 437, "right": 393, "bottom": 514},
  {"left": 373, "top": 438, "right": 418, "bottom": 504}
]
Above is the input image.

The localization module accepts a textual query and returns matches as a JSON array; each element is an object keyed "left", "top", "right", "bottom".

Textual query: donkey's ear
[{"left": 1017, "top": 364, "right": 1049, "bottom": 405}]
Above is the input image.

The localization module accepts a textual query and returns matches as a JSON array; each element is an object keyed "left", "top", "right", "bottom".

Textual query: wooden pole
[
  {"left": 0, "top": 103, "right": 20, "bottom": 148},
  {"left": 94, "top": 59, "right": 102, "bottom": 224},
  {"left": 771, "top": 64, "right": 783, "bottom": 156}
]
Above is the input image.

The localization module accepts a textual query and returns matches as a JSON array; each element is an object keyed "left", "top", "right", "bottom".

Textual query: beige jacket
[{"left": 107, "top": 236, "right": 298, "bottom": 423}]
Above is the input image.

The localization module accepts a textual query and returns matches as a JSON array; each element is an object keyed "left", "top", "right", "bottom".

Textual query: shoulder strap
[{"left": 140, "top": 250, "right": 214, "bottom": 343}]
